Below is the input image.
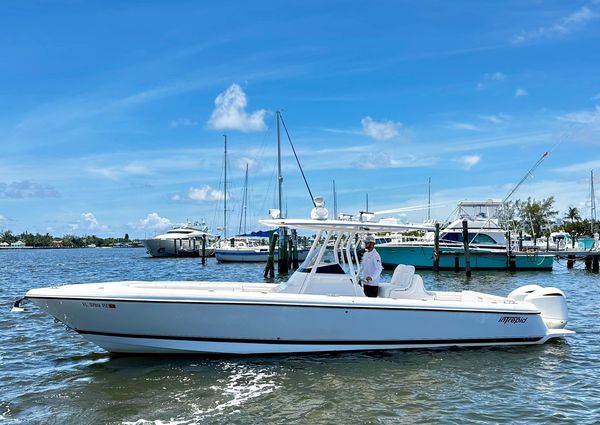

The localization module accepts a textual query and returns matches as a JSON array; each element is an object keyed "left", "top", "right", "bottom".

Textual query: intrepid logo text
[{"left": 498, "top": 316, "right": 528, "bottom": 324}]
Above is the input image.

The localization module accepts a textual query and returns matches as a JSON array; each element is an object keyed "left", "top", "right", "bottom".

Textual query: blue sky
[{"left": 1, "top": 0, "right": 600, "bottom": 238}]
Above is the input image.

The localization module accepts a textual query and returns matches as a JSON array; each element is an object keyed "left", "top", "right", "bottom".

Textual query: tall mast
[
  {"left": 591, "top": 170, "right": 596, "bottom": 234},
  {"left": 239, "top": 163, "right": 248, "bottom": 235},
  {"left": 277, "top": 111, "right": 283, "bottom": 218},
  {"left": 427, "top": 177, "right": 431, "bottom": 221},
  {"left": 366, "top": 193, "right": 369, "bottom": 211},
  {"left": 223, "top": 134, "right": 227, "bottom": 240}
]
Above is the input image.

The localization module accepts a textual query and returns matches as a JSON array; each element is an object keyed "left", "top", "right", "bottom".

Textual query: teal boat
[
  {"left": 377, "top": 245, "right": 554, "bottom": 270},
  {"left": 376, "top": 201, "right": 554, "bottom": 271}
]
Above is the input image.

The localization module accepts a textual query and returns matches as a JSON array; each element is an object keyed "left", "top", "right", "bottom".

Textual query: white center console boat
[{"left": 14, "top": 202, "right": 573, "bottom": 355}]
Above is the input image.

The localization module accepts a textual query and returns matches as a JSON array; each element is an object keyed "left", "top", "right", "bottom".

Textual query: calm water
[{"left": 1, "top": 248, "right": 599, "bottom": 424}]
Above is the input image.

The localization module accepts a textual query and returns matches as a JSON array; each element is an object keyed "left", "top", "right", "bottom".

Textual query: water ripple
[{"left": 1, "top": 249, "right": 599, "bottom": 424}]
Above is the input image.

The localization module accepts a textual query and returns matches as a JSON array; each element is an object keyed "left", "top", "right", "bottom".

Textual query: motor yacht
[
  {"left": 142, "top": 221, "right": 214, "bottom": 257},
  {"left": 13, "top": 201, "right": 573, "bottom": 355}
]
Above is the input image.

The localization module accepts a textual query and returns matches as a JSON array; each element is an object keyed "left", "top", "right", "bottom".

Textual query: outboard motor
[
  {"left": 509, "top": 286, "right": 568, "bottom": 329},
  {"left": 507, "top": 285, "right": 543, "bottom": 302}
]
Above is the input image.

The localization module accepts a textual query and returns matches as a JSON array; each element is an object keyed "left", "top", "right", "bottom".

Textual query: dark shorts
[{"left": 364, "top": 284, "right": 379, "bottom": 298}]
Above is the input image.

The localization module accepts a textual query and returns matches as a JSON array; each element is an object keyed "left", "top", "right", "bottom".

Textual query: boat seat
[
  {"left": 378, "top": 265, "right": 434, "bottom": 300},
  {"left": 389, "top": 275, "right": 434, "bottom": 300},
  {"left": 390, "top": 264, "right": 415, "bottom": 290}
]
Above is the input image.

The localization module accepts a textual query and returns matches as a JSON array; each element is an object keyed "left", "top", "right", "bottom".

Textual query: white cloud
[
  {"left": 489, "top": 72, "right": 507, "bottom": 81},
  {"left": 478, "top": 113, "right": 510, "bottom": 124},
  {"left": 169, "top": 118, "right": 198, "bottom": 128},
  {"left": 556, "top": 106, "right": 600, "bottom": 144},
  {"left": 68, "top": 223, "right": 79, "bottom": 231},
  {"left": 87, "top": 162, "right": 152, "bottom": 179},
  {"left": 361, "top": 116, "right": 402, "bottom": 141},
  {"left": 455, "top": 155, "right": 482, "bottom": 170},
  {"left": 515, "top": 88, "right": 528, "bottom": 97},
  {"left": 236, "top": 156, "right": 259, "bottom": 172},
  {"left": 558, "top": 105, "right": 600, "bottom": 124},
  {"left": 355, "top": 152, "right": 439, "bottom": 170},
  {"left": 136, "top": 213, "right": 173, "bottom": 230},
  {"left": 82, "top": 212, "right": 107, "bottom": 231},
  {"left": 554, "top": 159, "right": 600, "bottom": 173},
  {"left": 476, "top": 72, "right": 507, "bottom": 90},
  {"left": 173, "top": 185, "right": 229, "bottom": 202},
  {"left": 512, "top": 5, "right": 597, "bottom": 44},
  {"left": 207, "top": 84, "right": 267, "bottom": 132},
  {"left": 445, "top": 121, "right": 481, "bottom": 131},
  {"left": 0, "top": 180, "right": 59, "bottom": 198}
]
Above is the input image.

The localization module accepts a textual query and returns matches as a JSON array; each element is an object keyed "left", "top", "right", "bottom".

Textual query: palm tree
[{"left": 565, "top": 206, "right": 581, "bottom": 223}]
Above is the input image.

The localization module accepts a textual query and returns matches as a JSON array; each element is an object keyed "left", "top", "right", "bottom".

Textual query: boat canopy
[{"left": 259, "top": 218, "right": 434, "bottom": 233}]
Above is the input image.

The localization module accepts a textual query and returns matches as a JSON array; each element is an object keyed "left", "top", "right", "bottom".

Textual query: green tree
[
  {"left": 516, "top": 197, "right": 558, "bottom": 238},
  {"left": 0, "top": 230, "right": 17, "bottom": 244},
  {"left": 564, "top": 206, "right": 581, "bottom": 223},
  {"left": 498, "top": 201, "right": 520, "bottom": 231}
]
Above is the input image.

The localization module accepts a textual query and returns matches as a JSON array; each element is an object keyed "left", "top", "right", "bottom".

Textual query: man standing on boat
[{"left": 361, "top": 234, "right": 382, "bottom": 297}]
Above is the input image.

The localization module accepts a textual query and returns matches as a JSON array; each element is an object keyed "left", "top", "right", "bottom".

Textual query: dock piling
[
  {"left": 462, "top": 220, "right": 472, "bottom": 278},
  {"left": 291, "top": 229, "right": 299, "bottom": 269},
  {"left": 433, "top": 223, "right": 440, "bottom": 272},
  {"left": 264, "top": 232, "right": 278, "bottom": 278},
  {"left": 278, "top": 227, "right": 289, "bottom": 274},
  {"left": 201, "top": 235, "right": 206, "bottom": 265},
  {"left": 585, "top": 256, "right": 592, "bottom": 271}
]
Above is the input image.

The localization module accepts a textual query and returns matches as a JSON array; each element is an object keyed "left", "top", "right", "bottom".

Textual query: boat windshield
[
  {"left": 297, "top": 230, "right": 361, "bottom": 283},
  {"left": 167, "top": 229, "right": 193, "bottom": 234}
]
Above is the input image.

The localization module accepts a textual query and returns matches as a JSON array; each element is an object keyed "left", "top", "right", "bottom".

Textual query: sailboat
[
  {"left": 215, "top": 114, "right": 308, "bottom": 263},
  {"left": 215, "top": 163, "right": 274, "bottom": 262}
]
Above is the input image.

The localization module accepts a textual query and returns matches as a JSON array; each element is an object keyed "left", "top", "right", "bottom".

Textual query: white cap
[{"left": 364, "top": 234, "right": 375, "bottom": 244}]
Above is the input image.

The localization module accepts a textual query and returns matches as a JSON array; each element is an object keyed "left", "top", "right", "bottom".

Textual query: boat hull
[
  {"left": 26, "top": 290, "right": 564, "bottom": 354},
  {"left": 377, "top": 245, "right": 554, "bottom": 271},
  {"left": 215, "top": 249, "right": 308, "bottom": 263},
  {"left": 142, "top": 239, "right": 215, "bottom": 258}
]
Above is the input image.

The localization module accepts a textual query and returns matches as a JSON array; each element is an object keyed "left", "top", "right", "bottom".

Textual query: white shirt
[{"left": 360, "top": 248, "right": 383, "bottom": 285}]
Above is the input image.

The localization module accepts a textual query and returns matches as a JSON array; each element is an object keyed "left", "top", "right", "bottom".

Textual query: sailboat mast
[
  {"left": 239, "top": 163, "right": 248, "bottom": 235},
  {"left": 277, "top": 111, "right": 283, "bottom": 218},
  {"left": 223, "top": 134, "right": 227, "bottom": 240}
]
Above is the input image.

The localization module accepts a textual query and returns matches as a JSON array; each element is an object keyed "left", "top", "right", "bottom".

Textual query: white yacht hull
[
  {"left": 215, "top": 249, "right": 308, "bottom": 263},
  {"left": 142, "top": 239, "right": 215, "bottom": 258},
  {"left": 25, "top": 282, "right": 571, "bottom": 354}
]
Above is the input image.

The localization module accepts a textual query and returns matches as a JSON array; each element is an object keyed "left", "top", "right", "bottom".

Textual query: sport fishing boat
[
  {"left": 142, "top": 221, "right": 214, "bottom": 258},
  {"left": 376, "top": 200, "right": 554, "bottom": 270},
  {"left": 13, "top": 200, "right": 573, "bottom": 355}
]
